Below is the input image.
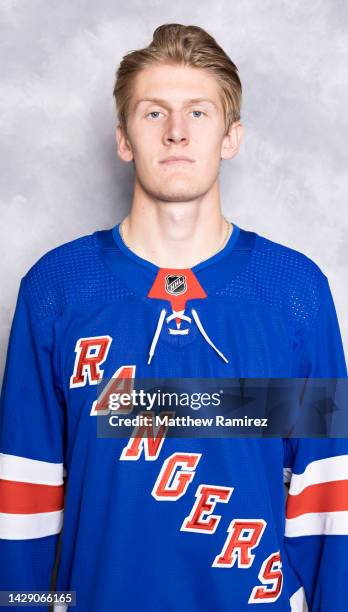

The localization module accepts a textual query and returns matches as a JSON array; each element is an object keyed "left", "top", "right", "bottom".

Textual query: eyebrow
[{"left": 134, "top": 97, "right": 218, "bottom": 110}]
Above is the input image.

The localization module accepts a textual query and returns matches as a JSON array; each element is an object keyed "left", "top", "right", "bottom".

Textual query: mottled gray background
[{"left": 1, "top": 1, "right": 347, "bottom": 381}]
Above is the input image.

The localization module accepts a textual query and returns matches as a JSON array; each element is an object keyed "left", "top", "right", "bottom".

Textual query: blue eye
[
  {"left": 147, "top": 111, "right": 161, "bottom": 119},
  {"left": 192, "top": 110, "right": 205, "bottom": 118}
]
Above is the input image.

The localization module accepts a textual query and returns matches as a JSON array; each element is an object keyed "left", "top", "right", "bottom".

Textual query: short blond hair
[{"left": 113, "top": 23, "right": 242, "bottom": 135}]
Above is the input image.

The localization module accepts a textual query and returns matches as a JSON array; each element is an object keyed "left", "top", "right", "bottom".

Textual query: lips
[{"left": 160, "top": 157, "right": 195, "bottom": 164}]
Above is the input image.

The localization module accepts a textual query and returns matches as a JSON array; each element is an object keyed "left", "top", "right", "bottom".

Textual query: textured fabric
[{"left": 0, "top": 222, "right": 347, "bottom": 611}]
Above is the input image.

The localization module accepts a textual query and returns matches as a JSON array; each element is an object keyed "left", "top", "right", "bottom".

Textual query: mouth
[{"left": 159, "top": 158, "right": 195, "bottom": 165}]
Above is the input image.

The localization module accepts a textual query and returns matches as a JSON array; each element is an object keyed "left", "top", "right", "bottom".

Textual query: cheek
[
  {"left": 132, "top": 141, "right": 153, "bottom": 165},
  {"left": 199, "top": 140, "right": 223, "bottom": 167},
  {"left": 192, "top": 124, "right": 223, "bottom": 149}
]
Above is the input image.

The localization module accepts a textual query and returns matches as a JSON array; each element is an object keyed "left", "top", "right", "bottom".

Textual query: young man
[{"left": 0, "top": 23, "right": 347, "bottom": 612}]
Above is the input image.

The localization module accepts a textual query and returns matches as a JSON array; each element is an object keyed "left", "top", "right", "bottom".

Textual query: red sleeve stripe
[
  {"left": 0, "top": 479, "right": 64, "bottom": 514},
  {"left": 287, "top": 455, "right": 348, "bottom": 495},
  {"left": 286, "top": 479, "right": 348, "bottom": 519}
]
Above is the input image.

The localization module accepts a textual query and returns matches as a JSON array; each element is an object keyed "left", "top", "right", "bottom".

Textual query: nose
[{"left": 163, "top": 112, "right": 189, "bottom": 145}]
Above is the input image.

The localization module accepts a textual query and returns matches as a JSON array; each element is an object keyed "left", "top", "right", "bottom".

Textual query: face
[{"left": 116, "top": 62, "right": 243, "bottom": 203}]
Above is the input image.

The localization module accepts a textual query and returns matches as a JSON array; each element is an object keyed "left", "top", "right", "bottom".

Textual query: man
[{"left": 0, "top": 23, "right": 347, "bottom": 612}]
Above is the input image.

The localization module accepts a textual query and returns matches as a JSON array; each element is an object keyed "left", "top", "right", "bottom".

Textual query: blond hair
[{"left": 113, "top": 23, "right": 242, "bottom": 135}]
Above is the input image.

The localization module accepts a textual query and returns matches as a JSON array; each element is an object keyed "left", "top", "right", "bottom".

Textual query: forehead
[{"left": 130, "top": 63, "right": 222, "bottom": 110}]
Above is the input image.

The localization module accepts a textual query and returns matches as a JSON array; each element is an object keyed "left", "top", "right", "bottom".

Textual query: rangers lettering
[
  {"left": 213, "top": 519, "right": 266, "bottom": 568},
  {"left": 70, "top": 335, "right": 112, "bottom": 388},
  {"left": 248, "top": 551, "right": 283, "bottom": 603},
  {"left": 181, "top": 484, "right": 233, "bottom": 534},
  {"left": 90, "top": 364, "right": 135, "bottom": 415},
  {"left": 152, "top": 452, "right": 201, "bottom": 500},
  {"left": 120, "top": 411, "right": 175, "bottom": 461}
]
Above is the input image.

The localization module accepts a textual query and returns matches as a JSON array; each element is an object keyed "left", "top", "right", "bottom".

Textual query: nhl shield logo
[{"left": 165, "top": 274, "right": 187, "bottom": 296}]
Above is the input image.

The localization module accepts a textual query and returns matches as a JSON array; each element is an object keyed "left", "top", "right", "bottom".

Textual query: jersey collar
[
  {"left": 111, "top": 222, "right": 241, "bottom": 274},
  {"left": 94, "top": 221, "right": 257, "bottom": 299}
]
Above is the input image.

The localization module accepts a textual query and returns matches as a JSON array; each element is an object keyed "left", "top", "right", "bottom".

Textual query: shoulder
[
  {"left": 252, "top": 231, "right": 326, "bottom": 284},
  {"left": 237, "top": 228, "right": 329, "bottom": 329},
  {"left": 26, "top": 232, "right": 97, "bottom": 273},
  {"left": 21, "top": 230, "right": 124, "bottom": 321}
]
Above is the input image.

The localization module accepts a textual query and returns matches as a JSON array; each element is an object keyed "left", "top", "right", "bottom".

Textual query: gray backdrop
[{"left": 1, "top": 1, "right": 347, "bottom": 382}]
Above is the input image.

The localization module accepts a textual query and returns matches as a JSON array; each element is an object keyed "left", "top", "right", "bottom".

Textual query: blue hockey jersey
[{"left": 0, "top": 222, "right": 347, "bottom": 611}]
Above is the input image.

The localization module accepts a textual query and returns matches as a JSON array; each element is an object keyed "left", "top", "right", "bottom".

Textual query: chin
[
  {"left": 153, "top": 189, "right": 203, "bottom": 203},
  {"left": 154, "top": 179, "right": 205, "bottom": 201},
  {"left": 138, "top": 175, "right": 209, "bottom": 202}
]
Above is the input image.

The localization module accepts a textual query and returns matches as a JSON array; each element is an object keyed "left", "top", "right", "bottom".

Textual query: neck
[{"left": 119, "top": 179, "right": 232, "bottom": 269}]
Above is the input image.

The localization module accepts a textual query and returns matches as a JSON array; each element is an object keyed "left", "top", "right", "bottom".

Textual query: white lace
[{"left": 147, "top": 308, "right": 229, "bottom": 365}]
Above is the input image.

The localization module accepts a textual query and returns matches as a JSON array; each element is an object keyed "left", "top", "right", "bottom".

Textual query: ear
[
  {"left": 116, "top": 124, "right": 134, "bottom": 163},
  {"left": 221, "top": 121, "right": 243, "bottom": 160}
]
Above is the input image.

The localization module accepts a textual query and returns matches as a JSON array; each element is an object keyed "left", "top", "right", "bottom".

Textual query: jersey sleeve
[
  {"left": 283, "top": 438, "right": 348, "bottom": 611},
  {"left": 0, "top": 275, "right": 66, "bottom": 609},
  {"left": 284, "top": 271, "right": 348, "bottom": 610}
]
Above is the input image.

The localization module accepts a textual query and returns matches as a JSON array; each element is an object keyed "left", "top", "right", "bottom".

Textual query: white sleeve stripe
[
  {"left": 288, "top": 455, "right": 348, "bottom": 495},
  {"left": 0, "top": 510, "right": 64, "bottom": 540},
  {"left": 0, "top": 453, "right": 64, "bottom": 486},
  {"left": 289, "top": 586, "right": 308, "bottom": 612},
  {"left": 285, "top": 510, "right": 348, "bottom": 537}
]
